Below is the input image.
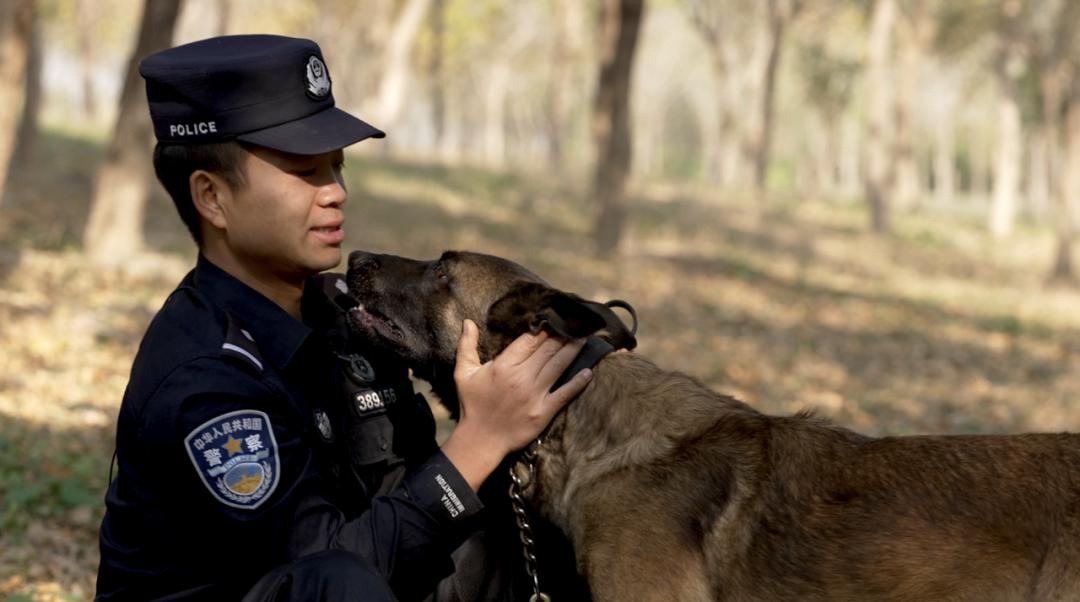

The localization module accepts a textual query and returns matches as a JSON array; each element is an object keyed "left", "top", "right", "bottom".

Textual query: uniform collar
[{"left": 192, "top": 254, "right": 313, "bottom": 370}]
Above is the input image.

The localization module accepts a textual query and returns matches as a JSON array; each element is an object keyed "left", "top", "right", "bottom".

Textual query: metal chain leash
[{"left": 509, "top": 442, "right": 551, "bottom": 602}]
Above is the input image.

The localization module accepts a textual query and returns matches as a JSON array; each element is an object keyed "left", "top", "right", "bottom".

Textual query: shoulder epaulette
[{"left": 220, "top": 314, "right": 265, "bottom": 372}]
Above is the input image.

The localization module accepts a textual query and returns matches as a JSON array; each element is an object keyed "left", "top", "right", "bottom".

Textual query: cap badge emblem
[{"left": 306, "top": 55, "right": 331, "bottom": 99}]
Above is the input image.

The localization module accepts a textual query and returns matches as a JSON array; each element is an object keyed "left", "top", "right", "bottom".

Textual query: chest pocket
[
  {"left": 339, "top": 363, "right": 399, "bottom": 467},
  {"left": 334, "top": 352, "right": 439, "bottom": 472}
]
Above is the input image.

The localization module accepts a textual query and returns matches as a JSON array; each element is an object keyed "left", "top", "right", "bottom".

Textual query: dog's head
[{"left": 345, "top": 250, "right": 636, "bottom": 415}]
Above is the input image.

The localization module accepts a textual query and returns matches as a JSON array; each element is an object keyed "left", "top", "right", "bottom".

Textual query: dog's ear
[
  {"left": 487, "top": 282, "right": 605, "bottom": 341},
  {"left": 486, "top": 282, "right": 637, "bottom": 350}
]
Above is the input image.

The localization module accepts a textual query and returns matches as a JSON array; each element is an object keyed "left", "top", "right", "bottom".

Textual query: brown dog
[{"left": 346, "top": 249, "right": 1080, "bottom": 602}]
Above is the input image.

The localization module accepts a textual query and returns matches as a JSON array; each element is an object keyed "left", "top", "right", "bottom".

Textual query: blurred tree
[
  {"left": 370, "top": 0, "right": 431, "bottom": 135},
  {"left": 592, "top": 0, "right": 643, "bottom": 255},
  {"left": 83, "top": 0, "right": 182, "bottom": 264},
  {"left": 14, "top": 9, "right": 42, "bottom": 168},
  {"left": 545, "top": 0, "right": 583, "bottom": 170},
  {"left": 753, "top": 0, "right": 803, "bottom": 194},
  {"left": 76, "top": 0, "right": 96, "bottom": 119},
  {"left": 428, "top": 0, "right": 446, "bottom": 151},
  {"left": 929, "top": 85, "right": 958, "bottom": 205},
  {"left": 0, "top": 0, "right": 35, "bottom": 207},
  {"left": 936, "top": 0, "right": 1032, "bottom": 230},
  {"left": 310, "top": 0, "right": 393, "bottom": 125},
  {"left": 1058, "top": 89, "right": 1080, "bottom": 284},
  {"left": 215, "top": 0, "right": 230, "bottom": 35},
  {"left": 987, "top": 0, "right": 1024, "bottom": 238},
  {"left": 479, "top": 3, "right": 541, "bottom": 167},
  {"left": 792, "top": 2, "right": 866, "bottom": 198},
  {"left": 892, "top": 0, "right": 934, "bottom": 210},
  {"left": 1034, "top": 0, "right": 1080, "bottom": 283},
  {"left": 687, "top": 0, "right": 761, "bottom": 189},
  {"left": 863, "top": 0, "right": 897, "bottom": 233},
  {"left": 798, "top": 39, "right": 858, "bottom": 197}
]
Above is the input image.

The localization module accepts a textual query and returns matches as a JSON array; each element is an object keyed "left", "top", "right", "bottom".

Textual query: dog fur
[{"left": 346, "top": 249, "right": 1080, "bottom": 602}]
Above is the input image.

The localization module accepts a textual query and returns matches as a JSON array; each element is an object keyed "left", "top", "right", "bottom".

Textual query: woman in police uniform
[{"left": 95, "top": 35, "right": 591, "bottom": 602}]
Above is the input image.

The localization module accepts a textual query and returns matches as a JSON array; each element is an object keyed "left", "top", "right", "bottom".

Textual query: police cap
[{"left": 139, "top": 34, "right": 385, "bottom": 155}]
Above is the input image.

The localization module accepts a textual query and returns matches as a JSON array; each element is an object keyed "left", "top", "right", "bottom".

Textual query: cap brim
[{"left": 235, "top": 107, "right": 385, "bottom": 155}]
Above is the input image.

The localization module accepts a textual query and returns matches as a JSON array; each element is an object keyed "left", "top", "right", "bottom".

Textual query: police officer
[{"left": 95, "top": 34, "right": 591, "bottom": 601}]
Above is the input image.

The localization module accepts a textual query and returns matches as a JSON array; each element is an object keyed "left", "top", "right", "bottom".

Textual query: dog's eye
[{"left": 433, "top": 263, "right": 449, "bottom": 282}]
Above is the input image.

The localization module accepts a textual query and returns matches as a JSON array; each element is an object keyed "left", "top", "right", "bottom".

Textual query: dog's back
[{"left": 537, "top": 353, "right": 1080, "bottom": 601}]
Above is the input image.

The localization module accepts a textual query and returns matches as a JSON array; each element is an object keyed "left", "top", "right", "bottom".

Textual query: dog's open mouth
[{"left": 348, "top": 304, "right": 405, "bottom": 342}]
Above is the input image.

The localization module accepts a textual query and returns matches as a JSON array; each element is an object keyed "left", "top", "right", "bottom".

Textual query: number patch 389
[{"left": 354, "top": 387, "right": 397, "bottom": 415}]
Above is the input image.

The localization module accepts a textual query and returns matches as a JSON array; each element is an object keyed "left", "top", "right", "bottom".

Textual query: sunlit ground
[{"left": 1, "top": 126, "right": 1078, "bottom": 600}]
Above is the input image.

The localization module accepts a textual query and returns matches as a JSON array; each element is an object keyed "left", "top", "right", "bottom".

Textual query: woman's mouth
[{"left": 311, "top": 225, "right": 345, "bottom": 245}]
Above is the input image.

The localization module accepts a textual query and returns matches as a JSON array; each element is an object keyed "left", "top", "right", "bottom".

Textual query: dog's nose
[{"left": 348, "top": 250, "right": 380, "bottom": 271}]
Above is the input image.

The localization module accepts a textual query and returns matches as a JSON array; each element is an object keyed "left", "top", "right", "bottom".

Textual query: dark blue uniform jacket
[{"left": 96, "top": 255, "right": 482, "bottom": 601}]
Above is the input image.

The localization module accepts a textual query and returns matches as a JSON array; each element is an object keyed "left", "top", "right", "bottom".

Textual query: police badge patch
[{"left": 184, "top": 409, "right": 280, "bottom": 509}]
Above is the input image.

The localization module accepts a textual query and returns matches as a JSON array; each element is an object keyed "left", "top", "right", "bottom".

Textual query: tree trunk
[
  {"left": 989, "top": 0, "right": 1023, "bottom": 237},
  {"left": 822, "top": 113, "right": 841, "bottom": 195},
  {"left": 932, "top": 120, "right": 955, "bottom": 204},
  {"left": 892, "top": 3, "right": 930, "bottom": 211},
  {"left": 1038, "top": 0, "right": 1080, "bottom": 283},
  {"left": 688, "top": 1, "right": 754, "bottom": 189},
  {"left": 76, "top": 0, "right": 97, "bottom": 118},
  {"left": 370, "top": 0, "right": 431, "bottom": 133},
  {"left": 754, "top": 0, "right": 796, "bottom": 193},
  {"left": 428, "top": 0, "right": 446, "bottom": 154},
  {"left": 702, "top": 44, "right": 745, "bottom": 188},
  {"left": 545, "top": 0, "right": 572, "bottom": 169},
  {"left": 863, "top": 0, "right": 897, "bottom": 233},
  {"left": 591, "top": 0, "right": 644, "bottom": 255},
  {"left": 215, "top": 0, "right": 230, "bottom": 35},
  {"left": 1049, "top": 94, "right": 1079, "bottom": 284},
  {"left": 1026, "top": 129, "right": 1050, "bottom": 220},
  {"left": 970, "top": 140, "right": 992, "bottom": 198},
  {"left": 14, "top": 11, "right": 42, "bottom": 168},
  {"left": 0, "top": 0, "right": 35, "bottom": 207},
  {"left": 482, "top": 60, "right": 510, "bottom": 166},
  {"left": 990, "top": 90, "right": 1022, "bottom": 237},
  {"left": 83, "top": 0, "right": 182, "bottom": 264},
  {"left": 839, "top": 115, "right": 861, "bottom": 196}
]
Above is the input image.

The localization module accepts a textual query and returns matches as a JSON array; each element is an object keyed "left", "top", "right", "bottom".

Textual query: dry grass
[{"left": 1, "top": 130, "right": 1078, "bottom": 600}]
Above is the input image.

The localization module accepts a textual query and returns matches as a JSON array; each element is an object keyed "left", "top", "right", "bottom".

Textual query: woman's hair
[{"left": 152, "top": 141, "right": 248, "bottom": 244}]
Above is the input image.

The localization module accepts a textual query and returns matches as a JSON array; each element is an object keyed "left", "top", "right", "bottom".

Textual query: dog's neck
[
  {"left": 532, "top": 353, "right": 758, "bottom": 531},
  {"left": 518, "top": 336, "right": 619, "bottom": 454}
]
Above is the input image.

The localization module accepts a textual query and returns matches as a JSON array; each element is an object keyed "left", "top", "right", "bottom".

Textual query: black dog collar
[
  {"left": 548, "top": 298, "right": 637, "bottom": 392},
  {"left": 549, "top": 336, "right": 615, "bottom": 392}
]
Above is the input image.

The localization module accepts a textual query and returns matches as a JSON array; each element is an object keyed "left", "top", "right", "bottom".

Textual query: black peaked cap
[{"left": 140, "top": 34, "right": 385, "bottom": 155}]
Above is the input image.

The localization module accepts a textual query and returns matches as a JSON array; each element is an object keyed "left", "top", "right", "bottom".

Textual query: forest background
[{"left": 1, "top": 0, "right": 1079, "bottom": 599}]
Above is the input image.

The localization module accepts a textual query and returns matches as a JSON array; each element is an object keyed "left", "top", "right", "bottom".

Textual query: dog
[{"left": 345, "top": 249, "right": 1080, "bottom": 602}]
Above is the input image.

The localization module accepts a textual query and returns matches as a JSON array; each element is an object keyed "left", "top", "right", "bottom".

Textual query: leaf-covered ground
[{"left": 2, "top": 129, "right": 1079, "bottom": 600}]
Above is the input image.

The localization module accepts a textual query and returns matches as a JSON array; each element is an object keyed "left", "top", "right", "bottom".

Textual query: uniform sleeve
[
  {"left": 145, "top": 356, "right": 483, "bottom": 600},
  {"left": 289, "top": 450, "right": 484, "bottom": 599}
]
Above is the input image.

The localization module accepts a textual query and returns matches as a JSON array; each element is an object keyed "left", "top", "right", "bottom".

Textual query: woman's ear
[{"left": 190, "top": 170, "right": 230, "bottom": 230}]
